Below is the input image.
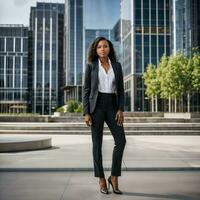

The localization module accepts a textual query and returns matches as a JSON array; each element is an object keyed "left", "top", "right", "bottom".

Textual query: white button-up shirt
[{"left": 98, "top": 59, "right": 116, "bottom": 93}]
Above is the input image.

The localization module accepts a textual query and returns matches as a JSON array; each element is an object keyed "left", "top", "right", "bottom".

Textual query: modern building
[
  {"left": 172, "top": 0, "right": 200, "bottom": 56},
  {"left": 172, "top": 0, "right": 200, "bottom": 111},
  {"left": 29, "top": 2, "right": 65, "bottom": 115},
  {"left": 112, "top": 19, "right": 122, "bottom": 62},
  {"left": 64, "top": 0, "right": 83, "bottom": 103},
  {"left": 121, "top": 0, "right": 171, "bottom": 111},
  {"left": 0, "top": 24, "right": 28, "bottom": 113}
]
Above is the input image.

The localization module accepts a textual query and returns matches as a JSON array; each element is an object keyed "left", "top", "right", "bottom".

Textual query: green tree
[
  {"left": 191, "top": 51, "right": 200, "bottom": 91},
  {"left": 159, "top": 53, "right": 188, "bottom": 112},
  {"left": 143, "top": 64, "right": 160, "bottom": 112}
]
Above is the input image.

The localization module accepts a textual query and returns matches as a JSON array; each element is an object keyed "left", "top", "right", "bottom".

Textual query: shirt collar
[{"left": 98, "top": 58, "right": 112, "bottom": 68}]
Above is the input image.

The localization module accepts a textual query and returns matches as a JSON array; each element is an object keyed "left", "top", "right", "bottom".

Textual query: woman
[{"left": 83, "top": 37, "right": 126, "bottom": 195}]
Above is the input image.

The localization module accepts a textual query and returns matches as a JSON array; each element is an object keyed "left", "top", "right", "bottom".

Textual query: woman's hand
[
  {"left": 115, "top": 110, "right": 124, "bottom": 126},
  {"left": 84, "top": 114, "right": 92, "bottom": 126}
]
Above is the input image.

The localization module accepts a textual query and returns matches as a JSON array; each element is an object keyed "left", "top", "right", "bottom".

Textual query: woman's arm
[
  {"left": 117, "top": 62, "right": 124, "bottom": 112},
  {"left": 83, "top": 63, "right": 91, "bottom": 115}
]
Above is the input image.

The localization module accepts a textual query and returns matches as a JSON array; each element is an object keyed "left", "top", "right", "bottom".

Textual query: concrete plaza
[{"left": 0, "top": 134, "right": 200, "bottom": 200}]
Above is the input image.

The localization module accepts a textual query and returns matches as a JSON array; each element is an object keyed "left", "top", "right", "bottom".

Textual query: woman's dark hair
[{"left": 87, "top": 37, "right": 117, "bottom": 63}]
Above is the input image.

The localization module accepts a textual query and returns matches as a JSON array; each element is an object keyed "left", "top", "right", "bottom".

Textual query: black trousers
[{"left": 90, "top": 92, "right": 126, "bottom": 178}]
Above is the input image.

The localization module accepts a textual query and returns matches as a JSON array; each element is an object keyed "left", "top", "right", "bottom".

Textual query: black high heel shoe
[
  {"left": 99, "top": 179, "right": 109, "bottom": 194},
  {"left": 107, "top": 176, "right": 123, "bottom": 195}
]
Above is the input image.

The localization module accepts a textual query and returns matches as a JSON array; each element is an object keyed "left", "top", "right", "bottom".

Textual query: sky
[
  {"left": 85, "top": 0, "right": 120, "bottom": 29},
  {"left": 0, "top": 0, "right": 120, "bottom": 29},
  {"left": 0, "top": 0, "right": 64, "bottom": 26}
]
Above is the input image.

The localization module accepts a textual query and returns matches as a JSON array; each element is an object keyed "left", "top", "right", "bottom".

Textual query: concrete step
[
  {"left": 0, "top": 129, "right": 200, "bottom": 135},
  {"left": 0, "top": 123, "right": 199, "bottom": 131},
  {"left": 51, "top": 117, "right": 200, "bottom": 123}
]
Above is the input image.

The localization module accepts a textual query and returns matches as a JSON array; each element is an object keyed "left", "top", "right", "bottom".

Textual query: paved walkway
[
  {"left": 0, "top": 135, "right": 200, "bottom": 171},
  {"left": 0, "top": 171, "right": 200, "bottom": 200},
  {"left": 1, "top": 135, "right": 200, "bottom": 200}
]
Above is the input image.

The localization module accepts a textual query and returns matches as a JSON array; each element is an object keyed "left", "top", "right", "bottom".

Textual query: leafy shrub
[
  {"left": 56, "top": 107, "right": 65, "bottom": 113},
  {"left": 66, "top": 100, "right": 83, "bottom": 113}
]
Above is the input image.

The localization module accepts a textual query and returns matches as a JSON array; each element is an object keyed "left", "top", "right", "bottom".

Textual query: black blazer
[{"left": 83, "top": 60, "right": 124, "bottom": 115}]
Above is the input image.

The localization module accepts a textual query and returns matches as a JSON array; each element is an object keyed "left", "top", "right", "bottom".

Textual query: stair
[{"left": 0, "top": 122, "right": 199, "bottom": 135}]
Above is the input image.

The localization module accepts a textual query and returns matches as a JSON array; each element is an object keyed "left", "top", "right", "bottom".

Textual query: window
[
  {"left": 15, "top": 38, "right": 21, "bottom": 52},
  {"left": 0, "top": 38, "right": 4, "bottom": 51},
  {"left": 143, "top": 9, "right": 149, "bottom": 25},
  {"left": 136, "top": 76, "right": 143, "bottom": 88},
  {"left": 6, "top": 38, "right": 13, "bottom": 52},
  {"left": 151, "top": 0, "right": 156, "bottom": 9},
  {"left": 151, "top": 35, "right": 157, "bottom": 46},
  {"left": 151, "top": 9, "right": 156, "bottom": 26},
  {"left": 7, "top": 56, "right": 13, "bottom": 69},
  {"left": 144, "top": 35, "right": 149, "bottom": 46},
  {"left": 135, "top": 9, "right": 141, "bottom": 25},
  {"left": 135, "top": 35, "right": 141, "bottom": 46},
  {"left": 136, "top": 58, "right": 142, "bottom": 73},
  {"left": 0, "top": 56, "right": 4, "bottom": 70},
  {"left": 15, "top": 57, "right": 21, "bottom": 69},
  {"left": 158, "top": 1, "right": 164, "bottom": 9},
  {"left": 159, "top": 47, "right": 164, "bottom": 58},
  {"left": 144, "top": 47, "right": 149, "bottom": 58},
  {"left": 151, "top": 47, "right": 157, "bottom": 58},
  {"left": 135, "top": 0, "right": 141, "bottom": 9},
  {"left": 159, "top": 35, "right": 164, "bottom": 46},
  {"left": 143, "top": 0, "right": 149, "bottom": 8},
  {"left": 23, "top": 38, "right": 28, "bottom": 52}
]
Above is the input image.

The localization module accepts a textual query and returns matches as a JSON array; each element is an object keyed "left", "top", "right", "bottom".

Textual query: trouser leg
[
  {"left": 105, "top": 109, "right": 126, "bottom": 176},
  {"left": 91, "top": 108, "right": 105, "bottom": 178}
]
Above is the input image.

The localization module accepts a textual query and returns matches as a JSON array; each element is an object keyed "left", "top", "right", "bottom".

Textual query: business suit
[
  {"left": 83, "top": 60, "right": 126, "bottom": 178},
  {"left": 83, "top": 61, "right": 124, "bottom": 115}
]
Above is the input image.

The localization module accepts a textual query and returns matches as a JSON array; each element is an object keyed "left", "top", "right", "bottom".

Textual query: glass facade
[
  {"left": 29, "top": 2, "right": 64, "bottom": 115},
  {"left": 172, "top": 0, "right": 191, "bottom": 55},
  {"left": 172, "top": 0, "right": 200, "bottom": 111},
  {"left": 64, "top": 0, "right": 83, "bottom": 103},
  {"left": 0, "top": 25, "right": 28, "bottom": 113},
  {"left": 121, "top": 0, "right": 171, "bottom": 111},
  {"left": 173, "top": 0, "right": 200, "bottom": 55},
  {"left": 65, "top": 0, "right": 83, "bottom": 86}
]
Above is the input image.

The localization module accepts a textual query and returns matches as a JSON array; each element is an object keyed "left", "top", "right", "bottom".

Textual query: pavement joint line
[
  {"left": 1, "top": 167, "right": 200, "bottom": 172},
  {"left": 59, "top": 172, "right": 72, "bottom": 200}
]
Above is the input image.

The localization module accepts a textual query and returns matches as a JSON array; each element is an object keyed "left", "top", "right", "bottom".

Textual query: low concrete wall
[
  {"left": 0, "top": 115, "right": 51, "bottom": 122},
  {"left": 164, "top": 112, "right": 200, "bottom": 119}
]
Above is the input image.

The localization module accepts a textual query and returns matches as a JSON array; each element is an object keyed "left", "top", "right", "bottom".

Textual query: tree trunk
[
  {"left": 169, "top": 96, "right": 171, "bottom": 112},
  {"left": 187, "top": 92, "right": 190, "bottom": 113},
  {"left": 155, "top": 95, "right": 158, "bottom": 112},
  {"left": 151, "top": 95, "right": 154, "bottom": 112},
  {"left": 175, "top": 97, "right": 177, "bottom": 113}
]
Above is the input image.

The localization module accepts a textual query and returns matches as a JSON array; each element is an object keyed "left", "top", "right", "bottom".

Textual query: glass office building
[
  {"left": 172, "top": 0, "right": 200, "bottom": 111},
  {"left": 29, "top": 2, "right": 65, "bottom": 115},
  {"left": 64, "top": 0, "right": 83, "bottom": 103},
  {"left": 121, "top": 0, "right": 171, "bottom": 111},
  {"left": 0, "top": 25, "right": 28, "bottom": 113},
  {"left": 172, "top": 0, "right": 191, "bottom": 55},
  {"left": 172, "top": 0, "right": 200, "bottom": 55}
]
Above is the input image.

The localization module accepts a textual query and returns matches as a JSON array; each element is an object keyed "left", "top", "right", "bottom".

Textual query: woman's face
[{"left": 96, "top": 40, "right": 110, "bottom": 59}]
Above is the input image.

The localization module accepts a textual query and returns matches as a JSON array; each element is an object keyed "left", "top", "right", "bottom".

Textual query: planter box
[
  {"left": 164, "top": 112, "right": 192, "bottom": 119},
  {"left": 53, "top": 112, "right": 61, "bottom": 117}
]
